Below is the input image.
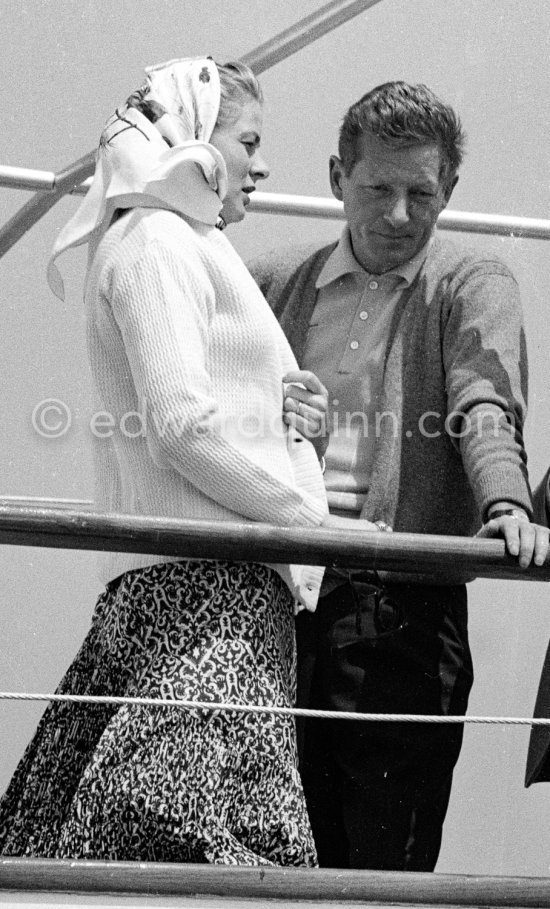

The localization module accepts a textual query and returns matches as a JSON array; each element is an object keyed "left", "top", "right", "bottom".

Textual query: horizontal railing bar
[
  {"left": 0, "top": 165, "right": 56, "bottom": 191},
  {"left": 0, "top": 505, "right": 548, "bottom": 581},
  {"left": 250, "top": 190, "right": 343, "bottom": 217},
  {"left": 2, "top": 167, "right": 549, "bottom": 240},
  {"left": 0, "top": 168, "right": 90, "bottom": 196},
  {"left": 0, "top": 495, "right": 93, "bottom": 510},
  {"left": 0, "top": 165, "right": 90, "bottom": 193},
  {"left": 249, "top": 193, "right": 550, "bottom": 240},
  {"left": 68, "top": 185, "right": 550, "bottom": 237},
  {"left": 438, "top": 209, "right": 550, "bottom": 240},
  {"left": 2, "top": 857, "right": 550, "bottom": 906}
]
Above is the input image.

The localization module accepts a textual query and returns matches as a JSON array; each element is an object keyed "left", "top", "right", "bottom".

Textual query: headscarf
[{"left": 48, "top": 57, "right": 227, "bottom": 299}]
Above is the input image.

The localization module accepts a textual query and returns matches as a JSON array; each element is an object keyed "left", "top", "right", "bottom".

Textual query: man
[{"left": 249, "top": 82, "right": 548, "bottom": 872}]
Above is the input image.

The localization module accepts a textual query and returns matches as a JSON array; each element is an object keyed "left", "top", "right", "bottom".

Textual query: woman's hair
[
  {"left": 338, "top": 81, "right": 465, "bottom": 191},
  {"left": 215, "top": 60, "right": 263, "bottom": 127}
]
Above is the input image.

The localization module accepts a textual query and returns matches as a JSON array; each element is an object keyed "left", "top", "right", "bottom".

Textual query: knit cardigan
[
  {"left": 84, "top": 209, "right": 328, "bottom": 609},
  {"left": 249, "top": 235, "right": 532, "bottom": 585}
]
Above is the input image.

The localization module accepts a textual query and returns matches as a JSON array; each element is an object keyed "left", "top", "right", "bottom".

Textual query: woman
[{"left": 0, "top": 57, "right": 363, "bottom": 866}]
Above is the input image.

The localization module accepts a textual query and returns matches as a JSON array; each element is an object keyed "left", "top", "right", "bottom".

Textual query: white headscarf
[{"left": 48, "top": 57, "right": 227, "bottom": 299}]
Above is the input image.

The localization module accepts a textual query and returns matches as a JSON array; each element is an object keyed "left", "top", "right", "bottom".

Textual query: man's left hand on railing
[{"left": 476, "top": 502, "right": 550, "bottom": 568}]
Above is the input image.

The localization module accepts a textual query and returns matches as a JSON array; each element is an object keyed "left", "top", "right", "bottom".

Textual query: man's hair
[
  {"left": 216, "top": 60, "right": 263, "bottom": 127},
  {"left": 338, "top": 81, "right": 466, "bottom": 189}
]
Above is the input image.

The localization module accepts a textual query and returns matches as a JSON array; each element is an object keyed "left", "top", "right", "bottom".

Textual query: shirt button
[
  {"left": 350, "top": 340, "right": 359, "bottom": 350},
  {"left": 359, "top": 310, "right": 368, "bottom": 320},
  {"left": 369, "top": 280, "right": 379, "bottom": 290}
]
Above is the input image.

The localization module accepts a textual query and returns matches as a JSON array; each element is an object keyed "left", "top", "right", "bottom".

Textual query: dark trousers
[{"left": 296, "top": 577, "right": 473, "bottom": 871}]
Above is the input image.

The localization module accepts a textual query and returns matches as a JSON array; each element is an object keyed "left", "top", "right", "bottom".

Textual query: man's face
[{"left": 330, "top": 132, "right": 456, "bottom": 274}]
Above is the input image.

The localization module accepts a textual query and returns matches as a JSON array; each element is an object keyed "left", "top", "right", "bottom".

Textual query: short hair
[
  {"left": 338, "top": 81, "right": 466, "bottom": 189},
  {"left": 215, "top": 60, "right": 263, "bottom": 127}
]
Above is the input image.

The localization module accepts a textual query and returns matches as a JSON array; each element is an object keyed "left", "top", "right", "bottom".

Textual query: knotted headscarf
[{"left": 48, "top": 57, "right": 227, "bottom": 299}]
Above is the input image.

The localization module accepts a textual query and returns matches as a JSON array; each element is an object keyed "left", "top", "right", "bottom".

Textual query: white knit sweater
[{"left": 84, "top": 208, "right": 328, "bottom": 610}]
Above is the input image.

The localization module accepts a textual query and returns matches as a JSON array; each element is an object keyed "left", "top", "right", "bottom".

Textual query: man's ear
[
  {"left": 443, "top": 174, "right": 459, "bottom": 206},
  {"left": 329, "top": 155, "right": 345, "bottom": 202}
]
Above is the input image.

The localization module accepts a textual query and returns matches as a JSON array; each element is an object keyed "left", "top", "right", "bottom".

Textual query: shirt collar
[{"left": 316, "top": 225, "right": 432, "bottom": 289}]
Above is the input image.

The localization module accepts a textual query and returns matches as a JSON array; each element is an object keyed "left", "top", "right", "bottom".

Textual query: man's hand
[
  {"left": 283, "top": 369, "right": 329, "bottom": 459},
  {"left": 476, "top": 507, "right": 549, "bottom": 568}
]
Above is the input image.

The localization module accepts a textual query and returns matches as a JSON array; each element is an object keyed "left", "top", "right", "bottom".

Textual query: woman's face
[{"left": 210, "top": 98, "right": 269, "bottom": 224}]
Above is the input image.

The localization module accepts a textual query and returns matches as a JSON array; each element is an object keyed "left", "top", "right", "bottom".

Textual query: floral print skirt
[{"left": 0, "top": 560, "right": 317, "bottom": 866}]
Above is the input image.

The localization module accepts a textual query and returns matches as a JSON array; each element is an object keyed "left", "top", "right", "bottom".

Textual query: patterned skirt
[{"left": 0, "top": 560, "right": 317, "bottom": 866}]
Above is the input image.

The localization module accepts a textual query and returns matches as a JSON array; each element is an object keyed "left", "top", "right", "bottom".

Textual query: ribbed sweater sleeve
[
  {"left": 442, "top": 263, "right": 531, "bottom": 517},
  {"left": 105, "top": 238, "right": 326, "bottom": 527}
]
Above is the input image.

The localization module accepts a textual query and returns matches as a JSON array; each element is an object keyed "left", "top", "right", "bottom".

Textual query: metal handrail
[
  {"left": 0, "top": 0, "right": 382, "bottom": 262},
  {"left": 3, "top": 856, "right": 550, "bottom": 907},
  {"left": 0, "top": 495, "right": 93, "bottom": 510},
  {"left": 242, "top": 0, "right": 384, "bottom": 73},
  {"left": 0, "top": 505, "right": 548, "bottom": 581},
  {"left": 2, "top": 167, "right": 549, "bottom": 240},
  {"left": 249, "top": 192, "right": 550, "bottom": 240}
]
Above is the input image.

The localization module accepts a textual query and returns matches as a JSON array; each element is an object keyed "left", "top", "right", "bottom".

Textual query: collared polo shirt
[{"left": 302, "top": 227, "right": 430, "bottom": 516}]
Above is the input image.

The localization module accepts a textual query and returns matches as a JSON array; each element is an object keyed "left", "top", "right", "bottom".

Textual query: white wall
[{"left": 1, "top": 0, "right": 550, "bottom": 876}]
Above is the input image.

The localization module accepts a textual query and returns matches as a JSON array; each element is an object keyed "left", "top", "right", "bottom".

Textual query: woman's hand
[
  {"left": 283, "top": 369, "right": 329, "bottom": 459},
  {"left": 476, "top": 508, "right": 549, "bottom": 568},
  {"left": 321, "top": 514, "right": 387, "bottom": 533}
]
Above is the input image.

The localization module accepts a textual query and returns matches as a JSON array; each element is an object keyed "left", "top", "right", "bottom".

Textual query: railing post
[{"left": 241, "top": 0, "right": 385, "bottom": 73}]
